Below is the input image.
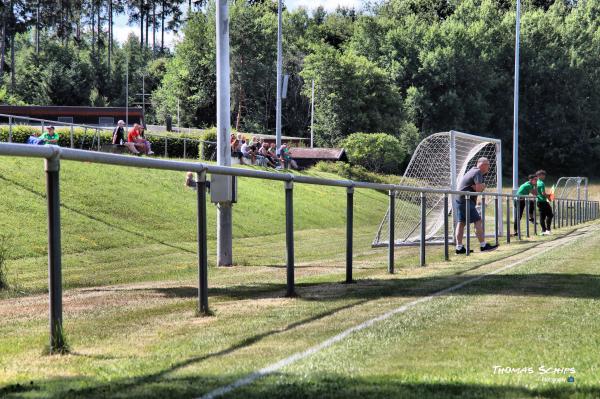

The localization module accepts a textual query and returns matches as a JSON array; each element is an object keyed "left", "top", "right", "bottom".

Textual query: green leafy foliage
[{"left": 342, "top": 133, "right": 406, "bottom": 174}]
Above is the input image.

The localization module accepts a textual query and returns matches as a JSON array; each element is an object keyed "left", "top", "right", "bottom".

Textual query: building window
[
  {"left": 57, "top": 117, "right": 74, "bottom": 125},
  {"left": 98, "top": 117, "right": 114, "bottom": 126}
]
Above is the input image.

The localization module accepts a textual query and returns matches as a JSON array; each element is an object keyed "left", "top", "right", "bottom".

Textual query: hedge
[{"left": 0, "top": 126, "right": 211, "bottom": 159}]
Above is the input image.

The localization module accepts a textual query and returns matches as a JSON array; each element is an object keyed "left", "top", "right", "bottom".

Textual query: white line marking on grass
[{"left": 199, "top": 230, "right": 591, "bottom": 399}]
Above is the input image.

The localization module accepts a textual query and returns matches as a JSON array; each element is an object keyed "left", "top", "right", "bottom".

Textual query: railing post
[
  {"left": 183, "top": 138, "right": 187, "bottom": 159},
  {"left": 481, "top": 195, "right": 486, "bottom": 239},
  {"left": 516, "top": 197, "right": 522, "bottom": 239},
  {"left": 70, "top": 125, "right": 74, "bottom": 148},
  {"left": 196, "top": 170, "right": 209, "bottom": 315},
  {"left": 444, "top": 193, "right": 449, "bottom": 261},
  {"left": 506, "top": 196, "right": 511, "bottom": 243},
  {"left": 552, "top": 200, "right": 556, "bottom": 230},
  {"left": 45, "top": 152, "right": 64, "bottom": 353},
  {"left": 8, "top": 116, "right": 12, "bottom": 143},
  {"left": 420, "top": 192, "right": 426, "bottom": 267},
  {"left": 494, "top": 196, "right": 499, "bottom": 246},
  {"left": 533, "top": 200, "right": 538, "bottom": 235},
  {"left": 388, "top": 190, "right": 395, "bottom": 274},
  {"left": 557, "top": 200, "right": 561, "bottom": 229},
  {"left": 525, "top": 199, "right": 529, "bottom": 238},
  {"left": 41, "top": 120, "right": 45, "bottom": 137},
  {"left": 558, "top": 200, "right": 565, "bottom": 228},
  {"left": 572, "top": 200, "right": 575, "bottom": 226},
  {"left": 346, "top": 186, "right": 354, "bottom": 283},
  {"left": 465, "top": 195, "right": 471, "bottom": 256},
  {"left": 285, "top": 180, "right": 295, "bottom": 297},
  {"left": 165, "top": 137, "right": 168, "bottom": 157}
]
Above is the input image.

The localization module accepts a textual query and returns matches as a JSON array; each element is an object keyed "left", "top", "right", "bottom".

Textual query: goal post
[
  {"left": 555, "top": 177, "right": 588, "bottom": 201},
  {"left": 372, "top": 131, "right": 503, "bottom": 247}
]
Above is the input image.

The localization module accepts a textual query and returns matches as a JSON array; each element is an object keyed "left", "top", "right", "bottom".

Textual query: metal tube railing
[
  {"left": 0, "top": 142, "right": 597, "bottom": 353},
  {"left": 0, "top": 113, "right": 212, "bottom": 158}
]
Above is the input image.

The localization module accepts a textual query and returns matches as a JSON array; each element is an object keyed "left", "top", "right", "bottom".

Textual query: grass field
[{"left": 1, "top": 156, "right": 599, "bottom": 398}]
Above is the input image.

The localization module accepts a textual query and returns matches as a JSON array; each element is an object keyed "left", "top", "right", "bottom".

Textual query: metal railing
[
  {"left": 0, "top": 142, "right": 598, "bottom": 353},
  {"left": 0, "top": 113, "right": 216, "bottom": 160}
]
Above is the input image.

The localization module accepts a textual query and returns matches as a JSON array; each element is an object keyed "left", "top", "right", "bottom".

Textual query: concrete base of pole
[{"left": 217, "top": 202, "right": 233, "bottom": 266}]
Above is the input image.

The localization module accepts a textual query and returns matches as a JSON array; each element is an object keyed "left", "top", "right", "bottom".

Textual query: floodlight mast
[
  {"left": 276, "top": 0, "right": 283, "bottom": 150},
  {"left": 216, "top": 0, "right": 233, "bottom": 266},
  {"left": 512, "top": 0, "right": 521, "bottom": 193}
]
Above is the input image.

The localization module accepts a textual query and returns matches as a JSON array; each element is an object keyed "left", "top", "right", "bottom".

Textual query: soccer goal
[
  {"left": 372, "top": 131, "right": 503, "bottom": 247},
  {"left": 555, "top": 177, "right": 588, "bottom": 201}
]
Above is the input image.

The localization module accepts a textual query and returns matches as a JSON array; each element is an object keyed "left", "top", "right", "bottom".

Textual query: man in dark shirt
[{"left": 454, "top": 157, "right": 498, "bottom": 254}]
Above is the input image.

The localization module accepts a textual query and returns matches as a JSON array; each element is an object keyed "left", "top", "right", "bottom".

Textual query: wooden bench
[{"left": 100, "top": 144, "right": 132, "bottom": 155}]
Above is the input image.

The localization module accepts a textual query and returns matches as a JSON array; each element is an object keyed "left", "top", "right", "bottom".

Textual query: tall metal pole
[
  {"left": 310, "top": 80, "right": 315, "bottom": 148},
  {"left": 216, "top": 0, "right": 233, "bottom": 266},
  {"left": 275, "top": 0, "right": 283, "bottom": 150},
  {"left": 512, "top": 0, "right": 521, "bottom": 194},
  {"left": 142, "top": 74, "right": 145, "bottom": 126},
  {"left": 125, "top": 57, "right": 129, "bottom": 128}
]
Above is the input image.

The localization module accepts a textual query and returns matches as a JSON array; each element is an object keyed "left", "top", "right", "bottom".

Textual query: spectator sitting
[
  {"left": 39, "top": 126, "right": 59, "bottom": 145},
  {"left": 240, "top": 140, "right": 255, "bottom": 164},
  {"left": 230, "top": 133, "right": 242, "bottom": 159},
  {"left": 112, "top": 120, "right": 126, "bottom": 145},
  {"left": 138, "top": 126, "right": 154, "bottom": 155},
  {"left": 259, "top": 142, "right": 277, "bottom": 168},
  {"left": 278, "top": 144, "right": 298, "bottom": 170},
  {"left": 127, "top": 124, "right": 152, "bottom": 155}
]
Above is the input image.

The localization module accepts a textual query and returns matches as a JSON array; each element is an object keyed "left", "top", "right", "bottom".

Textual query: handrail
[
  {"left": 0, "top": 141, "right": 598, "bottom": 353},
  {"left": 0, "top": 143, "right": 574, "bottom": 200}
]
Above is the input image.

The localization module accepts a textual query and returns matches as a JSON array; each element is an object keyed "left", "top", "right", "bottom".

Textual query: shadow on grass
[
  {"left": 0, "top": 300, "right": 368, "bottom": 399},
  {"left": 113, "top": 269, "right": 600, "bottom": 303},
  {"left": 2, "top": 371, "right": 596, "bottom": 399}
]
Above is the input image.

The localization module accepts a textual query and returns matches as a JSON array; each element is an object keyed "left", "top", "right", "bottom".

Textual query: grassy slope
[{"left": 0, "top": 157, "right": 389, "bottom": 294}]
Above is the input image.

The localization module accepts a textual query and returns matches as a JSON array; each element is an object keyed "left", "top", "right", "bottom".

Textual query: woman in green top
[
  {"left": 514, "top": 174, "right": 538, "bottom": 234},
  {"left": 39, "top": 126, "right": 59, "bottom": 145},
  {"left": 536, "top": 169, "right": 554, "bottom": 235}
]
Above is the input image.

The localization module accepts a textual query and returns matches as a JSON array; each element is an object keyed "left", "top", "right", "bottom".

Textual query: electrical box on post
[{"left": 210, "top": 175, "right": 237, "bottom": 204}]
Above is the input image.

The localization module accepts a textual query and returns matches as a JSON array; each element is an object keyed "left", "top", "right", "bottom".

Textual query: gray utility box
[{"left": 210, "top": 175, "right": 237, "bottom": 204}]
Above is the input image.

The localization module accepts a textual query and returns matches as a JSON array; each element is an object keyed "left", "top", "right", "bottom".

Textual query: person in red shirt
[{"left": 126, "top": 124, "right": 153, "bottom": 155}]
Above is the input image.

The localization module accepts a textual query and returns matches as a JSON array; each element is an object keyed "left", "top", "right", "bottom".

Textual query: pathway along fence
[
  {"left": 0, "top": 142, "right": 598, "bottom": 353},
  {"left": 0, "top": 113, "right": 216, "bottom": 160}
]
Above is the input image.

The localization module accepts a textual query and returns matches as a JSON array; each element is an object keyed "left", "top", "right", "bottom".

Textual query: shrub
[
  {"left": 199, "top": 127, "right": 217, "bottom": 161},
  {"left": 342, "top": 132, "right": 406, "bottom": 174},
  {"left": 0, "top": 125, "right": 201, "bottom": 159},
  {"left": 312, "top": 161, "right": 402, "bottom": 185}
]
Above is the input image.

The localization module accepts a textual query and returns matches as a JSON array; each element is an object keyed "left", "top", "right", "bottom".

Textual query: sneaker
[
  {"left": 147, "top": 151, "right": 155, "bottom": 155},
  {"left": 541, "top": 231, "right": 551, "bottom": 236},
  {"left": 455, "top": 247, "right": 474, "bottom": 255},
  {"left": 528, "top": 218, "right": 534, "bottom": 222},
  {"left": 480, "top": 243, "right": 499, "bottom": 252}
]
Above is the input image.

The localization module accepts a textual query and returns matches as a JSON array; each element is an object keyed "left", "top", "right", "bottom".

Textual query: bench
[{"left": 100, "top": 144, "right": 132, "bottom": 155}]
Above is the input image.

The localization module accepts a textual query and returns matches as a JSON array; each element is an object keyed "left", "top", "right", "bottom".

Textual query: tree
[{"left": 301, "top": 44, "right": 404, "bottom": 146}]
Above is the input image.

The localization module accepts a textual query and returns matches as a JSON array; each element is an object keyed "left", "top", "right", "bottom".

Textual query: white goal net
[
  {"left": 555, "top": 177, "right": 588, "bottom": 201},
  {"left": 373, "top": 131, "right": 503, "bottom": 247}
]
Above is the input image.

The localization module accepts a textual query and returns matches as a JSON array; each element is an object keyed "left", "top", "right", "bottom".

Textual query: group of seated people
[
  {"left": 230, "top": 133, "right": 298, "bottom": 169},
  {"left": 112, "top": 121, "right": 154, "bottom": 155}
]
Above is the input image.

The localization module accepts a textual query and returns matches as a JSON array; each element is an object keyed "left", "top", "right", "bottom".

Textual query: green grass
[{"left": 1, "top": 156, "right": 600, "bottom": 398}]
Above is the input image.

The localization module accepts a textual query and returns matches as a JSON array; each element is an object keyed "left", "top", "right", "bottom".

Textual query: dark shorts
[{"left": 454, "top": 199, "right": 481, "bottom": 223}]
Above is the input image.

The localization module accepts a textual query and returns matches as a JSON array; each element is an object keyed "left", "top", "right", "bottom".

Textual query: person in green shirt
[
  {"left": 514, "top": 174, "right": 538, "bottom": 234},
  {"left": 536, "top": 169, "right": 554, "bottom": 235},
  {"left": 38, "top": 126, "right": 59, "bottom": 145}
]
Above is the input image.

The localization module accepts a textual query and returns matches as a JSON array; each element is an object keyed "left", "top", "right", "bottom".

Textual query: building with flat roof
[{"left": 0, "top": 105, "right": 143, "bottom": 127}]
